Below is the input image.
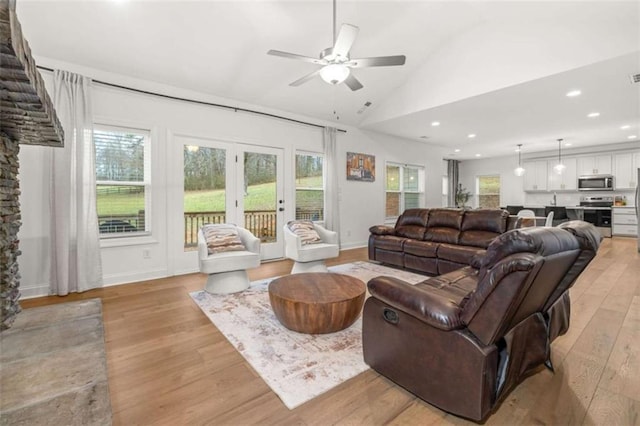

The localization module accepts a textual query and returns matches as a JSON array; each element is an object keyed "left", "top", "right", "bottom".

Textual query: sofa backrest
[
  {"left": 460, "top": 223, "right": 600, "bottom": 345},
  {"left": 459, "top": 209, "right": 509, "bottom": 248},
  {"left": 394, "top": 208, "right": 430, "bottom": 239},
  {"left": 424, "top": 208, "right": 464, "bottom": 244}
]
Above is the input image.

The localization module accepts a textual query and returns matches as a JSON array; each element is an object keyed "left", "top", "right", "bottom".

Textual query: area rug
[
  {"left": 0, "top": 298, "right": 112, "bottom": 425},
  {"left": 189, "top": 261, "right": 426, "bottom": 409}
]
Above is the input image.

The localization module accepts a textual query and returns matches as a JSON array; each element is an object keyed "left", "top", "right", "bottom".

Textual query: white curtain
[
  {"left": 323, "top": 127, "right": 340, "bottom": 243},
  {"left": 50, "top": 70, "right": 103, "bottom": 295}
]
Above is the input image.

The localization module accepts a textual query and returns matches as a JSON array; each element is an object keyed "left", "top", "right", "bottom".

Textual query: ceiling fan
[{"left": 267, "top": 0, "right": 406, "bottom": 91}]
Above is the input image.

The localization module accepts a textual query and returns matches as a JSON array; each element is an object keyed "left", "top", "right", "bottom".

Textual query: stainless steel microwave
[{"left": 578, "top": 175, "right": 614, "bottom": 191}]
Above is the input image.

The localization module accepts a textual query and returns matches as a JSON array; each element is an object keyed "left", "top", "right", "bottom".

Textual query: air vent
[
  {"left": 630, "top": 73, "right": 640, "bottom": 84},
  {"left": 356, "top": 101, "right": 372, "bottom": 114}
]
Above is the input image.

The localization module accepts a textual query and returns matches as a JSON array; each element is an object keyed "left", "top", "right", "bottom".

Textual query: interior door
[{"left": 236, "top": 145, "right": 285, "bottom": 260}]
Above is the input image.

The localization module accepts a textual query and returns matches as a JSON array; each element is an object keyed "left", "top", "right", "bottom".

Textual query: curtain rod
[{"left": 36, "top": 65, "right": 347, "bottom": 133}]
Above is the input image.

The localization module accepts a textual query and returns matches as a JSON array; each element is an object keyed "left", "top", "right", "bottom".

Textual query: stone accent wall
[{"left": 0, "top": 132, "right": 21, "bottom": 330}]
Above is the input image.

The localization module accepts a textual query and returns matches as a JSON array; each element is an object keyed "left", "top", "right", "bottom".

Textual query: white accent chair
[
  {"left": 544, "top": 211, "right": 555, "bottom": 227},
  {"left": 284, "top": 222, "right": 339, "bottom": 274},
  {"left": 516, "top": 209, "right": 536, "bottom": 228},
  {"left": 197, "top": 226, "right": 261, "bottom": 294}
]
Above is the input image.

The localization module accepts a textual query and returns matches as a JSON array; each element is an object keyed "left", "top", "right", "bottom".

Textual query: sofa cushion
[
  {"left": 404, "top": 240, "right": 439, "bottom": 257},
  {"left": 425, "top": 227, "right": 460, "bottom": 244},
  {"left": 427, "top": 208, "right": 463, "bottom": 229},
  {"left": 459, "top": 230, "right": 501, "bottom": 248},
  {"left": 202, "top": 224, "right": 246, "bottom": 255},
  {"left": 419, "top": 266, "right": 479, "bottom": 307},
  {"left": 372, "top": 235, "right": 405, "bottom": 252},
  {"left": 395, "top": 209, "right": 429, "bottom": 239},
  {"left": 438, "top": 244, "right": 486, "bottom": 265},
  {"left": 461, "top": 209, "right": 508, "bottom": 233}
]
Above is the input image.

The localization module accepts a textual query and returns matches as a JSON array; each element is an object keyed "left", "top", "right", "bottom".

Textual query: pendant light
[
  {"left": 514, "top": 144, "right": 525, "bottom": 176},
  {"left": 553, "top": 138, "right": 565, "bottom": 174}
]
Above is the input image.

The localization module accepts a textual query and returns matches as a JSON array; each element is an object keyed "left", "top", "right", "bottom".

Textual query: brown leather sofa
[
  {"left": 362, "top": 221, "right": 601, "bottom": 422},
  {"left": 369, "top": 208, "right": 516, "bottom": 275}
]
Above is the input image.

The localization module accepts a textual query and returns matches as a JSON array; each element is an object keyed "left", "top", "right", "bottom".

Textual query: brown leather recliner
[{"left": 362, "top": 221, "right": 601, "bottom": 422}]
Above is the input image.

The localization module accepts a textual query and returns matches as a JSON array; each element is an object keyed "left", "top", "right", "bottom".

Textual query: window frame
[
  {"left": 385, "top": 162, "right": 425, "bottom": 223},
  {"left": 94, "top": 123, "right": 152, "bottom": 243},
  {"left": 294, "top": 150, "right": 325, "bottom": 222}
]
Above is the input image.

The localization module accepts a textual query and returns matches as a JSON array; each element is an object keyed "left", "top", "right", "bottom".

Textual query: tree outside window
[
  {"left": 295, "top": 153, "right": 324, "bottom": 221},
  {"left": 94, "top": 125, "right": 150, "bottom": 237},
  {"left": 477, "top": 175, "right": 500, "bottom": 208},
  {"left": 386, "top": 163, "right": 425, "bottom": 220}
]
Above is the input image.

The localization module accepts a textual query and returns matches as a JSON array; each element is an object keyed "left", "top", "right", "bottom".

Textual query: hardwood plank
[
  {"left": 598, "top": 296, "right": 640, "bottom": 403},
  {"left": 583, "top": 386, "right": 640, "bottom": 426},
  {"left": 14, "top": 240, "right": 640, "bottom": 425}
]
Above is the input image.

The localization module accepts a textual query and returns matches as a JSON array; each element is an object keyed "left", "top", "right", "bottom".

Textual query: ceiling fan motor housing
[{"left": 320, "top": 47, "right": 348, "bottom": 63}]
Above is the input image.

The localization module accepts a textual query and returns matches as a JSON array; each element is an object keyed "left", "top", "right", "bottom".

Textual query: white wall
[
  {"left": 17, "top": 69, "right": 446, "bottom": 297},
  {"left": 457, "top": 154, "right": 526, "bottom": 208}
]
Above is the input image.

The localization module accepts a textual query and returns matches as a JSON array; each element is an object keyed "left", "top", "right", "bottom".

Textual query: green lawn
[{"left": 97, "top": 176, "right": 323, "bottom": 216}]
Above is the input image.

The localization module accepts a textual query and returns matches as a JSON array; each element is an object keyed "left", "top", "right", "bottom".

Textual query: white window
[
  {"left": 94, "top": 125, "right": 151, "bottom": 238},
  {"left": 385, "top": 163, "right": 425, "bottom": 221},
  {"left": 476, "top": 175, "right": 500, "bottom": 209},
  {"left": 295, "top": 152, "right": 324, "bottom": 221}
]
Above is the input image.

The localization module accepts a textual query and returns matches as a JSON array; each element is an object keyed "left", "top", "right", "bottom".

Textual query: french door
[{"left": 174, "top": 136, "right": 285, "bottom": 274}]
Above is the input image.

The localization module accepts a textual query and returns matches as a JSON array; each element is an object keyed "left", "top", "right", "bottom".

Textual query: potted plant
[{"left": 455, "top": 183, "right": 471, "bottom": 208}]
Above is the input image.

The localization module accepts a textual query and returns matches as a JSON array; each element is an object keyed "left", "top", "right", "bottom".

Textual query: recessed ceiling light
[
  {"left": 628, "top": 135, "right": 638, "bottom": 139},
  {"left": 587, "top": 112, "right": 600, "bottom": 118},
  {"left": 620, "top": 125, "right": 631, "bottom": 130},
  {"left": 454, "top": 149, "right": 461, "bottom": 153},
  {"left": 514, "top": 148, "right": 521, "bottom": 152},
  {"left": 566, "top": 90, "right": 581, "bottom": 97},
  {"left": 468, "top": 134, "right": 476, "bottom": 138},
  {"left": 565, "top": 142, "right": 573, "bottom": 146},
  {"left": 475, "top": 153, "right": 481, "bottom": 157},
  {"left": 431, "top": 121, "right": 440, "bottom": 127}
]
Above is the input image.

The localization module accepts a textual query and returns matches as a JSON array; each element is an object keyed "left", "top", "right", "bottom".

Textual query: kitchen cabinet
[
  {"left": 613, "top": 151, "right": 640, "bottom": 190},
  {"left": 612, "top": 207, "right": 638, "bottom": 236},
  {"left": 577, "top": 154, "right": 612, "bottom": 176},
  {"left": 548, "top": 157, "right": 577, "bottom": 190},
  {"left": 523, "top": 160, "right": 548, "bottom": 191}
]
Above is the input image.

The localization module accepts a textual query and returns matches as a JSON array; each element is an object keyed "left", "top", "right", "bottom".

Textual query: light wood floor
[{"left": 21, "top": 238, "right": 640, "bottom": 425}]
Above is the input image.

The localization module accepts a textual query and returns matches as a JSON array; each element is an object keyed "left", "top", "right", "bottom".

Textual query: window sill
[{"left": 100, "top": 234, "right": 157, "bottom": 248}]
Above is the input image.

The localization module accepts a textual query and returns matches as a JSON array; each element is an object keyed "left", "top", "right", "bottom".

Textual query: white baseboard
[
  {"left": 19, "top": 284, "right": 51, "bottom": 299},
  {"left": 340, "top": 241, "right": 368, "bottom": 250},
  {"left": 102, "top": 268, "right": 169, "bottom": 286}
]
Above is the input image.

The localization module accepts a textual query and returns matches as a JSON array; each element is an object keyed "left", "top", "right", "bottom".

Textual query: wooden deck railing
[{"left": 100, "top": 208, "right": 323, "bottom": 248}]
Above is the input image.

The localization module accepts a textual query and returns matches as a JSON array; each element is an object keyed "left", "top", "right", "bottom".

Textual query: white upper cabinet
[
  {"left": 577, "top": 154, "right": 612, "bottom": 176},
  {"left": 548, "top": 157, "right": 577, "bottom": 191},
  {"left": 523, "top": 160, "right": 548, "bottom": 191},
  {"left": 614, "top": 152, "right": 640, "bottom": 189}
]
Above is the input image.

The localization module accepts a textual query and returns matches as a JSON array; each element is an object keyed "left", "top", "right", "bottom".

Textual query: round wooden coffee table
[{"left": 268, "top": 273, "right": 366, "bottom": 334}]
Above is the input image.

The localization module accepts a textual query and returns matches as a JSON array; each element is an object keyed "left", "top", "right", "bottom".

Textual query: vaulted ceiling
[{"left": 16, "top": 1, "right": 640, "bottom": 158}]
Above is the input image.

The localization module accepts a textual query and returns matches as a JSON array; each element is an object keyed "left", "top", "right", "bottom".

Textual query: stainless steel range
[{"left": 579, "top": 196, "right": 613, "bottom": 238}]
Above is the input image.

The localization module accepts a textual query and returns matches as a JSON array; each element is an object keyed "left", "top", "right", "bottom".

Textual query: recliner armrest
[
  {"left": 368, "top": 276, "right": 464, "bottom": 331},
  {"left": 369, "top": 225, "right": 396, "bottom": 236}
]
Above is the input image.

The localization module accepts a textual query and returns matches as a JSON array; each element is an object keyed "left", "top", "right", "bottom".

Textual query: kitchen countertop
[{"left": 519, "top": 205, "right": 613, "bottom": 210}]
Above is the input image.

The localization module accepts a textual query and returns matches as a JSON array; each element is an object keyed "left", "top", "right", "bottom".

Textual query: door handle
[{"left": 279, "top": 207, "right": 285, "bottom": 212}]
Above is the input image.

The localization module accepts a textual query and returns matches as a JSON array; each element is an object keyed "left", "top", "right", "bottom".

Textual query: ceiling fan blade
[
  {"left": 347, "top": 55, "right": 406, "bottom": 68},
  {"left": 333, "top": 24, "right": 359, "bottom": 57},
  {"left": 343, "top": 73, "right": 363, "bottom": 91},
  {"left": 267, "top": 50, "right": 324, "bottom": 65},
  {"left": 290, "top": 69, "right": 321, "bottom": 87}
]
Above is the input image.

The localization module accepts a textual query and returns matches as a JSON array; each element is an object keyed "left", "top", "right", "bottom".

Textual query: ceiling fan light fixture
[{"left": 319, "top": 64, "right": 350, "bottom": 85}]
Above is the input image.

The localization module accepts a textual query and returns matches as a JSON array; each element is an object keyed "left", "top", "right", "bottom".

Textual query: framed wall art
[{"left": 346, "top": 152, "right": 375, "bottom": 182}]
